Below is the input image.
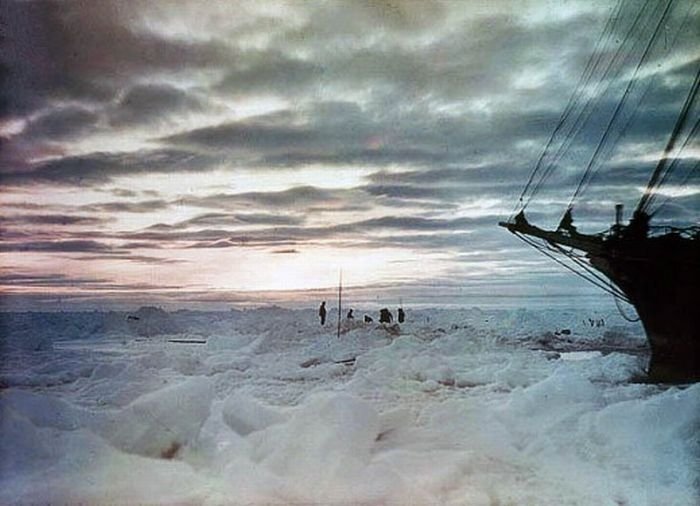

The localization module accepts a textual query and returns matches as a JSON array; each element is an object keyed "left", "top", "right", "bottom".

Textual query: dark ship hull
[{"left": 500, "top": 218, "right": 700, "bottom": 383}]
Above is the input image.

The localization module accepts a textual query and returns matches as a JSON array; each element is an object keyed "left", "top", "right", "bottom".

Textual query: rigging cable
[
  {"left": 567, "top": 0, "right": 677, "bottom": 214},
  {"left": 504, "top": 0, "right": 696, "bottom": 313},
  {"left": 514, "top": 232, "right": 631, "bottom": 302},
  {"left": 569, "top": 0, "right": 696, "bottom": 204},
  {"left": 516, "top": 233, "right": 629, "bottom": 302},
  {"left": 647, "top": 117, "right": 700, "bottom": 213},
  {"left": 651, "top": 159, "right": 700, "bottom": 215},
  {"left": 523, "top": 0, "right": 654, "bottom": 211},
  {"left": 638, "top": 66, "right": 700, "bottom": 214},
  {"left": 545, "top": 240, "right": 630, "bottom": 300},
  {"left": 613, "top": 287, "right": 641, "bottom": 322},
  {"left": 511, "top": 0, "right": 624, "bottom": 219},
  {"left": 547, "top": 241, "right": 630, "bottom": 300}
]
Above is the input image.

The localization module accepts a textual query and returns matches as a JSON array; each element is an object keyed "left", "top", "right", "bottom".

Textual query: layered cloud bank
[{"left": 1, "top": 0, "right": 698, "bottom": 307}]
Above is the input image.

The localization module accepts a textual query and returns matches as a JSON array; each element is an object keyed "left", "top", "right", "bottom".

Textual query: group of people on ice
[{"left": 318, "top": 301, "right": 405, "bottom": 326}]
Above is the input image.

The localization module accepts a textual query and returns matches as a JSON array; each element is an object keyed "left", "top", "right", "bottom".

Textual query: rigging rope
[
  {"left": 647, "top": 118, "right": 700, "bottom": 214},
  {"left": 637, "top": 65, "right": 700, "bottom": 214},
  {"left": 503, "top": 0, "right": 698, "bottom": 314},
  {"left": 548, "top": 242, "right": 629, "bottom": 300},
  {"left": 514, "top": 0, "right": 697, "bottom": 222},
  {"left": 514, "top": 232, "right": 631, "bottom": 302},
  {"left": 567, "top": 0, "right": 677, "bottom": 214},
  {"left": 653, "top": 116, "right": 700, "bottom": 191},
  {"left": 613, "top": 288, "right": 640, "bottom": 322},
  {"left": 651, "top": 159, "right": 700, "bottom": 215},
  {"left": 511, "top": 0, "right": 624, "bottom": 219},
  {"left": 522, "top": 0, "right": 655, "bottom": 212},
  {"left": 569, "top": 0, "right": 696, "bottom": 207}
]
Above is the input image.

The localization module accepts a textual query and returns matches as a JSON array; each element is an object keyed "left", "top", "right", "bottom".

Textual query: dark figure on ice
[
  {"left": 379, "top": 308, "right": 393, "bottom": 324},
  {"left": 397, "top": 307, "right": 405, "bottom": 323},
  {"left": 319, "top": 301, "right": 327, "bottom": 326},
  {"left": 347, "top": 309, "right": 354, "bottom": 319},
  {"left": 364, "top": 315, "right": 373, "bottom": 323}
]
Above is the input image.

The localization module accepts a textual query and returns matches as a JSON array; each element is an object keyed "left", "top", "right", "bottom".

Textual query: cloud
[
  {"left": 339, "top": 215, "right": 493, "bottom": 233},
  {"left": 110, "top": 83, "right": 205, "bottom": 126},
  {"left": 6, "top": 1, "right": 696, "bottom": 193},
  {"left": 367, "top": 165, "right": 517, "bottom": 186},
  {"left": 0, "top": 271, "right": 186, "bottom": 291},
  {"left": 310, "top": 0, "right": 447, "bottom": 35},
  {"left": 178, "top": 184, "right": 440, "bottom": 214},
  {"left": 23, "top": 106, "right": 101, "bottom": 141},
  {"left": 2, "top": 148, "right": 220, "bottom": 186},
  {"left": 108, "top": 188, "right": 139, "bottom": 198},
  {"left": 159, "top": 96, "right": 571, "bottom": 177},
  {"left": 362, "top": 184, "right": 451, "bottom": 200},
  {"left": 165, "top": 212, "right": 305, "bottom": 229},
  {"left": 80, "top": 200, "right": 171, "bottom": 214},
  {"left": 0, "top": 238, "right": 188, "bottom": 265},
  {"left": 182, "top": 185, "right": 342, "bottom": 210},
  {"left": 161, "top": 115, "right": 319, "bottom": 152},
  {"left": 0, "top": 240, "right": 114, "bottom": 253},
  {"left": 105, "top": 211, "right": 497, "bottom": 253},
  {"left": 70, "top": 254, "right": 188, "bottom": 265},
  {"left": 216, "top": 50, "right": 325, "bottom": 97},
  {"left": 1, "top": 0, "right": 698, "bottom": 305},
  {"left": 1, "top": 0, "right": 228, "bottom": 117},
  {"left": 0, "top": 272, "right": 111, "bottom": 287},
  {"left": 0, "top": 214, "right": 108, "bottom": 226}
]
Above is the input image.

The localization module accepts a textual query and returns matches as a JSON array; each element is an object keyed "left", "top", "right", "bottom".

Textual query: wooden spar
[
  {"left": 498, "top": 218, "right": 603, "bottom": 256},
  {"left": 337, "top": 269, "right": 342, "bottom": 339}
]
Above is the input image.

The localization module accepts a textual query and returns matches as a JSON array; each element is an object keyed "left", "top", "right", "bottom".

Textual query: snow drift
[{"left": 0, "top": 306, "right": 697, "bottom": 505}]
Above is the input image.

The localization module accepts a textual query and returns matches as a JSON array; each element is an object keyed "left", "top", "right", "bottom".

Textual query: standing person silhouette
[
  {"left": 319, "top": 301, "right": 327, "bottom": 326},
  {"left": 379, "top": 308, "right": 393, "bottom": 324},
  {"left": 398, "top": 307, "right": 405, "bottom": 323}
]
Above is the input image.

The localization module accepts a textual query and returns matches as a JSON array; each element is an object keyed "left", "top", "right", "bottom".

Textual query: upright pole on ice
[{"left": 337, "top": 269, "right": 342, "bottom": 339}]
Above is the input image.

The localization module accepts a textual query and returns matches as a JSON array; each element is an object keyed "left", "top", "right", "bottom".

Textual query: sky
[{"left": 0, "top": 0, "right": 698, "bottom": 310}]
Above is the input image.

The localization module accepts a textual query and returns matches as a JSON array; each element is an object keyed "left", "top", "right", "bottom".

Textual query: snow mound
[
  {"left": 248, "top": 392, "right": 402, "bottom": 503},
  {"left": 222, "top": 393, "right": 287, "bottom": 436},
  {"left": 0, "top": 413, "right": 210, "bottom": 505},
  {"left": 206, "top": 332, "right": 258, "bottom": 352},
  {"left": 0, "top": 331, "right": 53, "bottom": 352},
  {"left": 98, "top": 377, "right": 214, "bottom": 459},
  {"left": 0, "top": 390, "right": 94, "bottom": 431},
  {"left": 126, "top": 306, "right": 182, "bottom": 337}
]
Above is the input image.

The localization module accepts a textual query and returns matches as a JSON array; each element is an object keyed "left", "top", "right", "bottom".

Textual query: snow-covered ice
[{"left": 1, "top": 306, "right": 698, "bottom": 505}]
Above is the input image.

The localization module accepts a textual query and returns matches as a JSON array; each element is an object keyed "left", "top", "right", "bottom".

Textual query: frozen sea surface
[{"left": 1, "top": 306, "right": 698, "bottom": 505}]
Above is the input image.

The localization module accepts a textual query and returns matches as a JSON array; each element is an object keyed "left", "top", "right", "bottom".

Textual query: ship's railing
[
  {"left": 647, "top": 225, "right": 699, "bottom": 239},
  {"left": 601, "top": 224, "right": 699, "bottom": 239}
]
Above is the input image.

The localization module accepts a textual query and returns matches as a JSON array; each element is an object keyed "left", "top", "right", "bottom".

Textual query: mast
[{"left": 337, "top": 269, "right": 342, "bottom": 339}]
